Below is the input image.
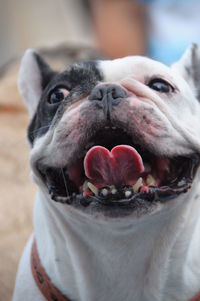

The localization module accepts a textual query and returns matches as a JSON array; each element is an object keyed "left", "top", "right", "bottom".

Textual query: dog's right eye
[{"left": 48, "top": 88, "right": 69, "bottom": 104}]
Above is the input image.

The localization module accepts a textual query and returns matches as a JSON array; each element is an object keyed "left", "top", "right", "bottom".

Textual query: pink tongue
[{"left": 84, "top": 145, "right": 144, "bottom": 187}]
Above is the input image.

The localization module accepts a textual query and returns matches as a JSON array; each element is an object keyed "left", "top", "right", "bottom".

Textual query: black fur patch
[
  {"left": 34, "top": 53, "right": 56, "bottom": 89},
  {"left": 28, "top": 60, "right": 103, "bottom": 144}
]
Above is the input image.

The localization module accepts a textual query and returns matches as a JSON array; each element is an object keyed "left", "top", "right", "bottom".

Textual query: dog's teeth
[
  {"left": 87, "top": 182, "right": 98, "bottom": 196},
  {"left": 102, "top": 188, "right": 108, "bottom": 197},
  {"left": 133, "top": 177, "right": 143, "bottom": 193},
  {"left": 146, "top": 174, "right": 155, "bottom": 186},
  {"left": 104, "top": 126, "right": 110, "bottom": 130},
  {"left": 125, "top": 190, "right": 132, "bottom": 198},
  {"left": 178, "top": 179, "right": 185, "bottom": 187},
  {"left": 83, "top": 181, "right": 89, "bottom": 192},
  {"left": 111, "top": 187, "right": 117, "bottom": 194},
  {"left": 112, "top": 126, "right": 117, "bottom": 130}
]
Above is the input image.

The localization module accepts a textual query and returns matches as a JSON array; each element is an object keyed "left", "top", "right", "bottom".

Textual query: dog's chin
[{"left": 36, "top": 125, "right": 200, "bottom": 218}]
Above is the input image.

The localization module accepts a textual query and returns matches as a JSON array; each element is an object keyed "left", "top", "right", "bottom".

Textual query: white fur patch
[
  {"left": 18, "top": 49, "right": 42, "bottom": 117},
  {"left": 172, "top": 44, "right": 200, "bottom": 99}
]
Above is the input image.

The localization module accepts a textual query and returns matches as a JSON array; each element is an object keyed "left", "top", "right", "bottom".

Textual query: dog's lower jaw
[{"left": 33, "top": 174, "right": 200, "bottom": 301}]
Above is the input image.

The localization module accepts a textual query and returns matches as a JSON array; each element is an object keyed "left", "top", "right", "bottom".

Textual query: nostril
[
  {"left": 89, "top": 86, "right": 103, "bottom": 101},
  {"left": 95, "top": 88, "right": 103, "bottom": 100},
  {"left": 111, "top": 88, "right": 118, "bottom": 100},
  {"left": 111, "top": 87, "right": 127, "bottom": 99},
  {"left": 89, "top": 84, "right": 127, "bottom": 102}
]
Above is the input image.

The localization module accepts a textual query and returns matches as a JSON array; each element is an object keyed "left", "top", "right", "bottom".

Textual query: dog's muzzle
[{"left": 36, "top": 83, "right": 200, "bottom": 213}]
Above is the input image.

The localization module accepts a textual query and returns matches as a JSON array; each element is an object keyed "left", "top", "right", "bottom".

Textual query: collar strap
[{"left": 31, "top": 239, "right": 71, "bottom": 301}]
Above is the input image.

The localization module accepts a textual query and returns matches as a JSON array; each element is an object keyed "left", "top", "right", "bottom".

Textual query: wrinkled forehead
[
  {"left": 49, "top": 56, "right": 178, "bottom": 89},
  {"left": 98, "top": 56, "right": 173, "bottom": 82}
]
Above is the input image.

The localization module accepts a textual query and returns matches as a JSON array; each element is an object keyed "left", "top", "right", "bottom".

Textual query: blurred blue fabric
[{"left": 138, "top": 0, "right": 200, "bottom": 64}]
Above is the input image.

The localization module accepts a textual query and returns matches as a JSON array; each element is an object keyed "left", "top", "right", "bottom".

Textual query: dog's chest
[{"left": 33, "top": 189, "right": 200, "bottom": 301}]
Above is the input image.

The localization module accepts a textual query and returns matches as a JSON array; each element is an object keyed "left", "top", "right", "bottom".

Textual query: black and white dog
[{"left": 13, "top": 44, "right": 200, "bottom": 301}]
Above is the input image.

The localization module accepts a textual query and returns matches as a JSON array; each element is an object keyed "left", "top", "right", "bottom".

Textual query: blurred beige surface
[
  {"left": 0, "top": 62, "right": 35, "bottom": 301},
  {"left": 0, "top": 0, "right": 93, "bottom": 67},
  {"left": 0, "top": 45, "right": 100, "bottom": 301}
]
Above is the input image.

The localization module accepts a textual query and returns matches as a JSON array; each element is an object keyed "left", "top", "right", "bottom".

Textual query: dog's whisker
[{"left": 61, "top": 168, "right": 70, "bottom": 198}]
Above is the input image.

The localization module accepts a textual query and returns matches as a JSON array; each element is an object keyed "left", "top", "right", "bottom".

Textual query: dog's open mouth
[{"left": 38, "top": 126, "right": 199, "bottom": 208}]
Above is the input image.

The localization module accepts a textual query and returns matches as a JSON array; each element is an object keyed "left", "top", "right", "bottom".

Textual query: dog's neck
[{"left": 34, "top": 179, "right": 200, "bottom": 301}]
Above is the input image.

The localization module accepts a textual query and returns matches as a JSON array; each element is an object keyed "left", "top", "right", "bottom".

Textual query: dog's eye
[
  {"left": 48, "top": 88, "right": 69, "bottom": 104},
  {"left": 148, "top": 79, "right": 174, "bottom": 93}
]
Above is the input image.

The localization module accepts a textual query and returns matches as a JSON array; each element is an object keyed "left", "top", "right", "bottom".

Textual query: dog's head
[{"left": 19, "top": 44, "right": 200, "bottom": 218}]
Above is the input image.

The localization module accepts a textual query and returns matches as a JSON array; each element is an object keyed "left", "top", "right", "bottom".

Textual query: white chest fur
[{"left": 34, "top": 179, "right": 200, "bottom": 301}]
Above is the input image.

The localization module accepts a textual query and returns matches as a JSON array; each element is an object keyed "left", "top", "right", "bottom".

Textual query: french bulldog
[{"left": 12, "top": 44, "right": 200, "bottom": 301}]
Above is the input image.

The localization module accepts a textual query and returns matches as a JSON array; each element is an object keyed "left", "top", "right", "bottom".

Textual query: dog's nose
[
  {"left": 89, "top": 84, "right": 127, "bottom": 120},
  {"left": 89, "top": 84, "right": 127, "bottom": 103}
]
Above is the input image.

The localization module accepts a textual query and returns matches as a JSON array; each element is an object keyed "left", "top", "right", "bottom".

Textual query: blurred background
[
  {"left": 0, "top": 0, "right": 94, "bottom": 67},
  {"left": 1, "top": 0, "right": 200, "bottom": 300},
  {"left": 1, "top": 0, "right": 200, "bottom": 67}
]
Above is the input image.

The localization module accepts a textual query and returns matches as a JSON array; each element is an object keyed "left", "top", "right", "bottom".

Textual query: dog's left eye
[
  {"left": 48, "top": 88, "right": 69, "bottom": 104},
  {"left": 148, "top": 78, "right": 174, "bottom": 93}
]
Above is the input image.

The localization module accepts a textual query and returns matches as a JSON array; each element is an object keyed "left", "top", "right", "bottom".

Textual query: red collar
[
  {"left": 31, "top": 239, "right": 71, "bottom": 301},
  {"left": 190, "top": 292, "right": 200, "bottom": 301},
  {"left": 31, "top": 239, "right": 200, "bottom": 301}
]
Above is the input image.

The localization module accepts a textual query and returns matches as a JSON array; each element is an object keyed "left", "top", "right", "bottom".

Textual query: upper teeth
[{"left": 146, "top": 174, "right": 155, "bottom": 186}]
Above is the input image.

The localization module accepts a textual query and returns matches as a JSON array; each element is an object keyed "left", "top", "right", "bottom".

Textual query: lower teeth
[
  {"left": 87, "top": 182, "right": 98, "bottom": 196},
  {"left": 133, "top": 177, "right": 143, "bottom": 193},
  {"left": 125, "top": 190, "right": 132, "bottom": 198},
  {"left": 85, "top": 174, "right": 156, "bottom": 199},
  {"left": 111, "top": 188, "right": 117, "bottom": 194},
  {"left": 102, "top": 188, "right": 108, "bottom": 197}
]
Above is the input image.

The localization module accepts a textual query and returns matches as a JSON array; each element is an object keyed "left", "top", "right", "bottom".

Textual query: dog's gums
[{"left": 37, "top": 125, "right": 200, "bottom": 208}]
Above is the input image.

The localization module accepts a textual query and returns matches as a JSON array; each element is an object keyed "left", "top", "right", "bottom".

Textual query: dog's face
[{"left": 19, "top": 45, "right": 200, "bottom": 218}]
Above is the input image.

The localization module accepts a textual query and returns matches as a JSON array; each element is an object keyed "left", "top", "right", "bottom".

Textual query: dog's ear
[
  {"left": 18, "top": 49, "right": 55, "bottom": 117},
  {"left": 172, "top": 43, "right": 200, "bottom": 101}
]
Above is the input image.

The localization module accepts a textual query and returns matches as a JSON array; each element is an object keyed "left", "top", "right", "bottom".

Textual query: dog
[{"left": 12, "top": 44, "right": 200, "bottom": 301}]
